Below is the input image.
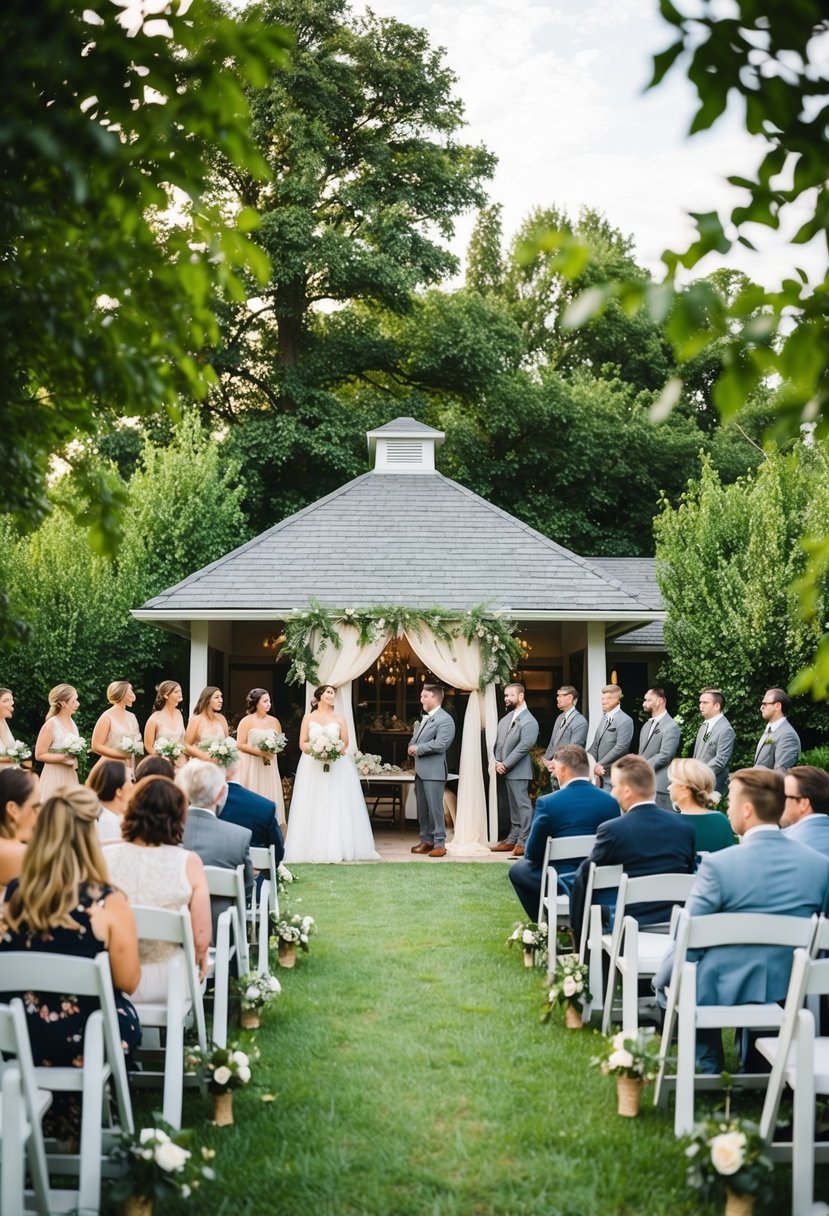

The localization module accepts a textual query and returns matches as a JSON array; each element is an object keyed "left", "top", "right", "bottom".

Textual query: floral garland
[{"left": 281, "top": 600, "right": 523, "bottom": 692}]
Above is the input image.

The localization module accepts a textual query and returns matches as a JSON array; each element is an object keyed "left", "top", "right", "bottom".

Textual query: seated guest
[
  {"left": 569, "top": 754, "right": 696, "bottom": 945},
  {"left": 176, "top": 759, "right": 253, "bottom": 939},
  {"left": 135, "top": 754, "right": 176, "bottom": 782},
  {"left": 86, "top": 757, "right": 131, "bottom": 843},
  {"left": 0, "top": 787, "right": 141, "bottom": 1137},
  {"left": 508, "top": 745, "right": 619, "bottom": 921},
  {"left": 106, "top": 776, "right": 211, "bottom": 997},
  {"left": 219, "top": 755, "right": 284, "bottom": 859},
  {"left": 667, "top": 758, "right": 734, "bottom": 853},
  {"left": 781, "top": 765, "right": 829, "bottom": 859},
  {"left": 0, "top": 768, "right": 40, "bottom": 897},
  {"left": 654, "top": 767, "right": 829, "bottom": 1073}
]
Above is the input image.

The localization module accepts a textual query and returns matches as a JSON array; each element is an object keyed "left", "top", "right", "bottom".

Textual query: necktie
[{"left": 646, "top": 719, "right": 657, "bottom": 744}]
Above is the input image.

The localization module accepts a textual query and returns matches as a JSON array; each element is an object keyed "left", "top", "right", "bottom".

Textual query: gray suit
[
  {"left": 754, "top": 719, "right": 801, "bottom": 771},
  {"left": 692, "top": 716, "right": 736, "bottom": 796},
  {"left": 543, "top": 709, "right": 588, "bottom": 761},
  {"left": 494, "top": 708, "right": 540, "bottom": 844},
  {"left": 183, "top": 805, "right": 253, "bottom": 940},
  {"left": 587, "top": 710, "right": 634, "bottom": 786},
  {"left": 638, "top": 713, "right": 681, "bottom": 810},
  {"left": 412, "top": 708, "right": 456, "bottom": 847},
  {"left": 783, "top": 815, "right": 829, "bottom": 860}
]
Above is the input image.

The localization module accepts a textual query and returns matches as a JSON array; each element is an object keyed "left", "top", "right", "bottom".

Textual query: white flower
[
  {"left": 154, "top": 1141, "right": 190, "bottom": 1173},
  {"left": 140, "top": 1148, "right": 154, "bottom": 1160},
  {"left": 231, "top": 1051, "right": 249, "bottom": 1067},
  {"left": 611, "top": 1031, "right": 627, "bottom": 1050},
  {"left": 607, "top": 1049, "right": 634, "bottom": 1071},
  {"left": 212, "top": 1065, "right": 232, "bottom": 1086},
  {"left": 245, "top": 986, "right": 259, "bottom": 1002},
  {"left": 562, "top": 975, "right": 577, "bottom": 998},
  {"left": 181, "top": 1184, "right": 191, "bottom": 1199},
  {"left": 710, "top": 1131, "right": 747, "bottom": 1176},
  {"left": 237, "top": 1065, "right": 251, "bottom": 1084},
  {"left": 140, "top": 1127, "right": 168, "bottom": 1145},
  {"left": 522, "top": 929, "right": 535, "bottom": 945}
]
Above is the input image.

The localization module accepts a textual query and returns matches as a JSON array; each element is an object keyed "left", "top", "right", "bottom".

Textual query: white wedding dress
[{"left": 284, "top": 722, "right": 379, "bottom": 863}]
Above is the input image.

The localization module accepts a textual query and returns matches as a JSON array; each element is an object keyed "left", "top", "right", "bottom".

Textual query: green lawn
[{"left": 129, "top": 864, "right": 813, "bottom": 1215}]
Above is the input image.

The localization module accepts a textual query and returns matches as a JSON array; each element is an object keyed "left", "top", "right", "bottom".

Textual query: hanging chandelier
[{"left": 376, "top": 636, "right": 411, "bottom": 685}]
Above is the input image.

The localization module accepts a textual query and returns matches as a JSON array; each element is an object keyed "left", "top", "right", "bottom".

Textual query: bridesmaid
[
  {"left": 143, "top": 680, "right": 187, "bottom": 767},
  {"left": 91, "top": 681, "right": 142, "bottom": 774},
  {"left": 35, "top": 683, "right": 82, "bottom": 799},
  {"left": 0, "top": 688, "right": 16, "bottom": 766},
  {"left": 184, "top": 686, "right": 229, "bottom": 762},
  {"left": 237, "top": 688, "right": 287, "bottom": 828}
]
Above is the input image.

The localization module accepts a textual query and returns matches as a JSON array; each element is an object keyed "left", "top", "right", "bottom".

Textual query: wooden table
[{"left": 359, "top": 771, "right": 414, "bottom": 829}]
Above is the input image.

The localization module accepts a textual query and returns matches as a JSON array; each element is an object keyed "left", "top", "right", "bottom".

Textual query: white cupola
[{"left": 366, "top": 416, "right": 445, "bottom": 474}]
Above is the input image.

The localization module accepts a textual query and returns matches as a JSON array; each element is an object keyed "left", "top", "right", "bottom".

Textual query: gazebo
[{"left": 134, "top": 417, "right": 664, "bottom": 854}]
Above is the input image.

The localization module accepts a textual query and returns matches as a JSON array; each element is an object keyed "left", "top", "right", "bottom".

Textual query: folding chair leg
[
  {"left": 78, "top": 1010, "right": 106, "bottom": 1215},
  {"left": 162, "top": 959, "right": 186, "bottom": 1130},
  {"left": 258, "top": 893, "right": 270, "bottom": 974},
  {"left": 1, "top": 1069, "right": 26, "bottom": 1216},
  {"left": 792, "top": 1011, "right": 815, "bottom": 1216},
  {"left": 675, "top": 979, "right": 697, "bottom": 1137}
]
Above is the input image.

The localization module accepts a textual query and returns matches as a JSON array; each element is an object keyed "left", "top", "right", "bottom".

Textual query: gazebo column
[
  {"left": 585, "top": 621, "right": 607, "bottom": 733},
  {"left": 189, "top": 620, "right": 209, "bottom": 714}
]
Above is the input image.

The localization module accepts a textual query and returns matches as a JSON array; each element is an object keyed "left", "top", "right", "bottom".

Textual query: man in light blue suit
[
  {"left": 490, "top": 682, "right": 539, "bottom": 858},
  {"left": 654, "top": 766, "right": 829, "bottom": 1072},
  {"left": 754, "top": 687, "right": 801, "bottom": 771},
  {"left": 782, "top": 766, "right": 829, "bottom": 860},
  {"left": 408, "top": 684, "right": 456, "bottom": 858}
]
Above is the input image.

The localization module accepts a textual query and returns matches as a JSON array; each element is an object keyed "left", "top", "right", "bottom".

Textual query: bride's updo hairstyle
[
  {"left": 46, "top": 684, "right": 76, "bottom": 719},
  {"left": 245, "top": 688, "right": 269, "bottom": 715},
  {"left": 310, "top": 685, "right": 335, "bottom": 710}
]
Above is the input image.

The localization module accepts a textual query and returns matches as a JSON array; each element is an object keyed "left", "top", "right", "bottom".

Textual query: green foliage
[
  {"left": 799, "top": 747, "right": 829, "bottom": 773},
  {"left": 655, "top": 449, "right": 829, "bottom": 763},
  {"left": 0, "top": 0, "right": 291, "bottom": 555}
]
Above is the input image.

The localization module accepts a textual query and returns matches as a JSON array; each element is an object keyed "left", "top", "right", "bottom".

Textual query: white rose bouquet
[
  {"left": 234, "top": 971, "right": 282, "bottom": 1012},
  {"left": 590, "top": 1028, "right": 661, "bottom": 1081},
  {"left": 185, "top": 1042, "right": 258, "bottom": 1094},
  {"left": 308, "top": 733, "right": 342, "bottom": 772},
  {"left": 1, "top": 739, "right": 32, "bottom": 764},
  {"left": 353, "top": 750, "right": 384, "bottom": 776},
  {"left": 684, "top": 1116, "right": 773, "bottom": 1205},
  {"left": 108, "top": 1120, "right": 215, "bottom": 1205},
  {"left": 55, "top": 736, "right": 88, "bottom": 763},
  {"left": 543, "top": 953, "right": 591, "bottom": 1018},
  {"left": 198, "top": 736, "right": 240, "bottom": 768},
  {"left": 154, "top": 736, "right": 186, "bottom": 762},
  {"left": 119, "top": 733, "right": 145, "bottom": 759},
  {"left": 255, "top": 730, "right": 288, "bottom": 766}
]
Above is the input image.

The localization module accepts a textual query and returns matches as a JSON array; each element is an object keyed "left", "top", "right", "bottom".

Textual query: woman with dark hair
[
  {"left": 184, "top": 686, "right": 229, "bottom": 763},
  {"left": 106, "top": 776, "right": 211, "bottom": 1000},
  {"left": 134, "top": 754, "right": 176, "bottom": 781},
  {"left": 237, "top": 687, "right": 286, "bottom": 827},
  {"left": 0, "top": 767, "right": 40, "bottom": 895},
  {"left": 86, "top": 757, "right": 131, "bottom": 843},
  {"left": 143, "top": 680, "right": 186, "bottom": 768},
  {"left": 283, "top": 684, "right": 378, "bottom": 863}
]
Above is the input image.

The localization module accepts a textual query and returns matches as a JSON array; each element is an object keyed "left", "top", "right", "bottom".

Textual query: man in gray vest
[
  {"left": 586, "top": 683, "right": 634, "bottom": 788},
  {"left": 408, "top": 684, "right": 456, "bottom": 858},
  {"left": 692, "top": 687, "right": 736, "bottom": 796},
  {"left": 754, "top": 687, "right": 801, "bottom": 771},
  {"left": 542, "top": 685, "right": 588, "bottom": 788},
  {"left": 638, "top": 686, "right": 681, "bottom": 810},
  {"left": 490, "top": 682, "right": 539, "bottom": 858}
]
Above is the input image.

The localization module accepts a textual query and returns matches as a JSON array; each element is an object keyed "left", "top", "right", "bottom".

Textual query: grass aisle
[{"left": 155, "top": 864, "right": 795, "bottom": 1216}]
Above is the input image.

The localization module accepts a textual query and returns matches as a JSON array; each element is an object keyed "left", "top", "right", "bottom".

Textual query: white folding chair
[
  {"left": 0, "top": 999, "right": 52, "bottom": 1215},
  {"left": 205, "top": 866, "right": 249, "bottom": 1045},
  {"left": 249, "top": 845, "right": 279, "bottom": 972},
  {"left": 654, "top": 910, "right": 818, "bottom": 1135},
  {"left": 576, "top": 862, "right": 624, "bottom": 1021},
  {"left": 538, "top": 834, "right": 596, "bottom": 947},
  {"left": 0, "top": 952, "right": 134, "bottom": 1214},
  {"left": 601, "top": 872, "right": 697, "bottom": 1034},
  {"left": 129, "top": 906, "right": 208, "bottom": 1128}
]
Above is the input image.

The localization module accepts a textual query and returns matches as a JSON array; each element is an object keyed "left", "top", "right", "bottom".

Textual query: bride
[{"left": 283, "top": 684, "right": 379, "bottom": 863}]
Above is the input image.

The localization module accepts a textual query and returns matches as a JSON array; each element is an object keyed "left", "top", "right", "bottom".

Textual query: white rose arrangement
[
  {"left": 683, "top": 1115, "right": 773, "bottom": 1204},
  {"left": 590, "top": 1028, "right": 661, "bottom": 1081},
  {"left": 234, "top": 971, "right": 282, "bottom": 1011},
  {"left": 155, "top": 736, "right": 186, "bottom": 762},
  {"left": 108, "top": 1121, "right": 215, "bottom": 1205},
  {"left": 0, "top": 739, "right": 32, "bottom": 764},
  {"left": 55, "top": 735, "right": 88, "bottom": 761},
  {"left": 119, "top": 733, "right": 145, "bottom": 758},
  {"left": 506, "top": 921, "right": 547, "bottom": 968},
  {"left": 198, "top": 736, "right": 240, "bottom": 768},
  {"left": 307, "top": 732, "right": 343, "bottom": 772},
  {"left": 256, "top": 730, "right": 287, "bottom": 766},
  {"left": 543, "top": 953, "right": 591, "bottom": 1018},
  {"left": 185, "top": 1041, "right": 259, "bottom": 1094}
]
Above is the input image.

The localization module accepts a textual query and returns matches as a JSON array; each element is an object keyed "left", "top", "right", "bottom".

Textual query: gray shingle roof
[
  {"left": 135, "top": 471, "right": 665, "bottom": 622},
  {"left": 590, "top": 558, "right": 662, "bottom": 610},
  {"left": 366, "top": 417, "right": 444, "bottom": 438},
  {"left": 610, "top": 622, "right": 666, "bottom": 648}
]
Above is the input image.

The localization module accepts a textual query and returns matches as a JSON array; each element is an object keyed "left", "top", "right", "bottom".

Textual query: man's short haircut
[
  {"left": 788, "top": 766, "right": 829, "bottom": 816},
  {"left": 648, "top": 687, "right": 667, "bottom": 702},
  {"left": 611, "top": 753, "right": 656, "bottom": 799},
  {"left": 176, "top": 758, "right": 226, "bottom": 809},
  {"left": 557, "top": 685, "right": 578, "bottom": 702},
  {"left": 505, "top": 681, "right": 526, "bottom": 696},
  {"left": 553, "top": 744, "right": 589, "bottom": 777},
  {"left": 602, "top": 683, "right": 623, "bottom": 697},
  {"left": 701, "top": 687, "right": 726, "bottom": 711},
  {"left": 730, "top": 766, "right": 784, "bottom": 823},
  {"left": 422, "top": 683, "right": 445, "bottom": 703},
  {"left": 766, "top": 687, "right": 791, "bottom": 716}
]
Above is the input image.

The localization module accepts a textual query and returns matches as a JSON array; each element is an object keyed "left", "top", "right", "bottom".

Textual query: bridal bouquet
[
  {"left": 1, "top": 739, "right": 31, "bottom": 764},
  {"left": 119, "top": 733, "right": 145, "bottom": 759},
  {"left": 155, "top": 736, "right": 186, "bottom": 763},
  {"left": 198, "top": 737, "right": 239, "bottom": 768},
  {"left": 308, "top": 733, "right": 342, "bottom": 772},
  {"left": 108, "top": 1121, "right": 215, "bottom": 1205},
  {"left": 55, "top": 736, "right": 88, "bottom": 762},
  {"left": 255, "top": 731, "right": 287, "bottom": 766}
]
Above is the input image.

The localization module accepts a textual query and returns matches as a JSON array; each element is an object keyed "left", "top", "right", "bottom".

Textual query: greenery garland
[{"left": 281, "top": 600, "right": 523, "bottom": 692}]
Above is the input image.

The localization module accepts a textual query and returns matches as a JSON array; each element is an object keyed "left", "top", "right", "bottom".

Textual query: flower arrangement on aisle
[
  {"left": 198, "top": 736, "right": 240, "bottom": 767},
  {"left": 684, "top": 1115, "right": 773, "bottom": 1214},
  {"left": 1, "top": 739, "right": 31, "bottom": 764},
  {"left": 185, "top": 1042, "right": 258, "bottom": 1126},
  {"left": 276, "top": 862, "right": 296, "bottom": 894},
  {"left": 590, "top": 1028, "right": 661, "bottom": 1116},
  {"left": 108, "top": 1119, "right": 215, "bottom": 1214},
  {"left": 154, "top": 736, "right": 186, "bottom": 763},
  {"left": 270, "top": 912, "right": 316, "bottom": 968},
  {"left": 119, "top": 733, "right": 145, "bottom": 759},
  {"left": 308, "top": 732, "right": 342, "bottom": 772},
  {"left": 234, "top": 971, "right": 282, "bottom": 1029},
  {"left": 353, "top": 751, "right": 404, "bottom": 777},
  {"left": 506, "top": 921, "right": 547, "bottom": 969},
  {"left": 543, "top": 953, "right": 591, "bottom": 1028},
  {"left": 256, "top": 730, "right": 287, "bottom": 766}
]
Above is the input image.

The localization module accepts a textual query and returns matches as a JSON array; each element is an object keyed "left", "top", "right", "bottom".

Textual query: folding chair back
[
  {"left": 249, "top": 845, "right": 278, "bottom": 972},
  {"left": 249, "top": 844, "right": 279, "bottom": 920},
  {"left": 0, "top": 999, "right": 51, "bottom": 1214},
  {"left": 537, "top": 834, "right": 596, "bottom": 926},
  {"left": 576, "top": 862, "right": 623, "bottom": 1023},
  {"left": 204, "top": 864, "right": 250, "bottom": 978}
]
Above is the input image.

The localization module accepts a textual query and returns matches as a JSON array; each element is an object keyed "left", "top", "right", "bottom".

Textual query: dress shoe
[
  {"left": 411, "top": 841, "right": 433, "bottom": 854},
  {"left": 490, "top": 841, "right": 515, "bottom": 852},
  {"left": 509, "top": 845, "right": 525, "bottom": 858},
  {"left": 428, "top": 846, "right": 447, "bottom": 858}
]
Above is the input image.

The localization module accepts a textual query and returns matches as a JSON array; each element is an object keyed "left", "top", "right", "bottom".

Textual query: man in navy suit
[
  {"left": 654, "top": 767, "right": 829, "bottom": 1072},
  {"left": 569, "top": 753, "right": 696, "bottom": 945},
  {"left": 508, "top": 744, "right": 619, "bottom": 920},
  {"left": 219, "top": 757, "right": 284, "bottom": 860}
]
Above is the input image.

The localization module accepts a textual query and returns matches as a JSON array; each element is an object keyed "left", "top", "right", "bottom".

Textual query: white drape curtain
[{"left": 304, "top": 624, "right": 391, "bottom": 753}]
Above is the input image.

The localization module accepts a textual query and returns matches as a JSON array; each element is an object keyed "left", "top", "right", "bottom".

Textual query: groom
[{"left": 408, "top": 684, "right": 456, "bottom": 858}]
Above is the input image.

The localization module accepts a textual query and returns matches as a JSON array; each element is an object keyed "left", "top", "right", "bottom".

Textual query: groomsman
[
  {"left": 691, "top": 687, "right": 735, "bottom": 796},
  {"left": 542, "top": 685, "right": 588, "bottom": 783},
  {"left": 638, "top": 687, "right": 681, "bottom": 810},
  {"left": 754, "top": 687, "right": 801, "bottom": 771},
  {"left": 490, "top": 682, "right": 539, "bottom": 858},
  {"left": 408, "top": 684, "right": 456, "bottom": 858},
  {"left": 586, "top": 684, "right": 634, "bottom": 788}
]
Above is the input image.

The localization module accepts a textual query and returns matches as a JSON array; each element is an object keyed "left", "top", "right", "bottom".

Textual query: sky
[{"left": 353, "top": 0, "right": 821, "bottom": 290}]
